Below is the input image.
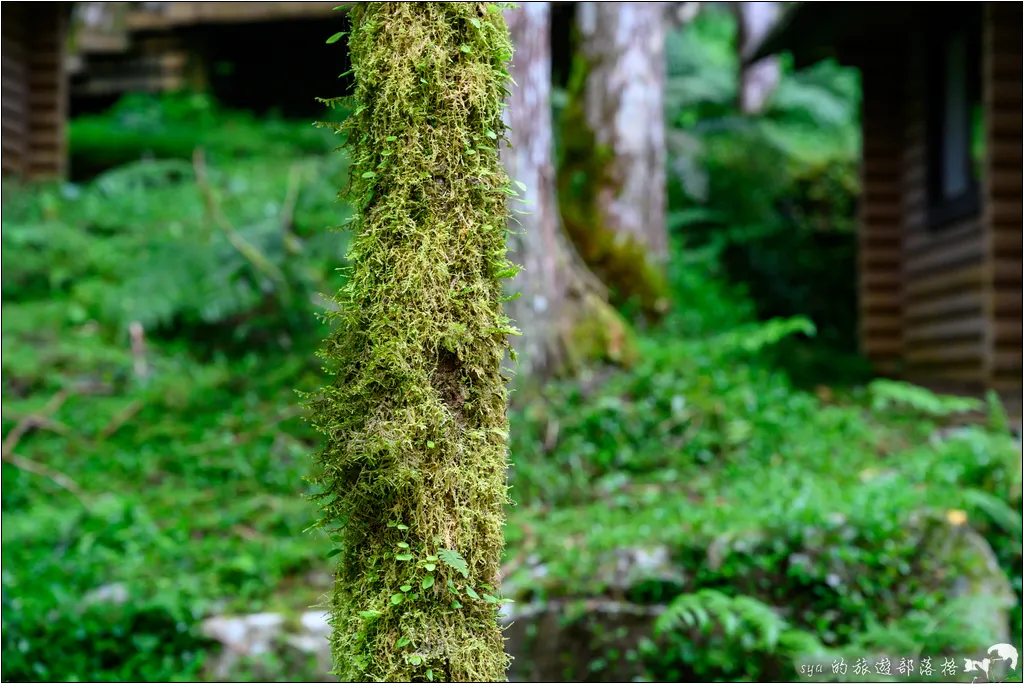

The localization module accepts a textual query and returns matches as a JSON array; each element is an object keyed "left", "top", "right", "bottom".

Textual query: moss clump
[
  {"left": 307, "top": 4, "right": 516, "bottom": 681},
  {"left": 557, "top": 55, "right": 670, "bottom": 323}
]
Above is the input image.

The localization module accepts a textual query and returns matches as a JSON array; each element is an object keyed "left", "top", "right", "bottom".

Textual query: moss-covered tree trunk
[
  {"left": 308, "top": 4, "right": 516, "bottom": 681},
  {"left": 502, "top": 2, "right": 636, "bottom": 381},
  {"left": 559, "top": 2, "right": 671, "bottom": 321}
]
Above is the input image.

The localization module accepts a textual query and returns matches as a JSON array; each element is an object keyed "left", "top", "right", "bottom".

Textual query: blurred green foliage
[
  {"left": 660, "top": 7, "right": 864, "bottom": 372},
  {"left": 68, "top": 92, "right": 344, "bottom": 179},
  {"left": 2, "top": 17, "right": 1021, "bottom": 683}
]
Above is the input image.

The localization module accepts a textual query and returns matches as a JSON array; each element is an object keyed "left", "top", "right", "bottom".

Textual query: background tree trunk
[
  {"left": 735, "top": 1, "right": 782, "bottom": 114},
  {"left": 503, "top": 2, "right": 636, "bottom": 383},
  {"left": 559, "top": 1, "right": 670, "bottom": 322}
]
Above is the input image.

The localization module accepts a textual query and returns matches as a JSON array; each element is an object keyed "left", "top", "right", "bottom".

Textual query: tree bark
[
  {"left": 559, "top": 1, "right": 671, "bottom": 321},
  {"left": 503, "top": 2, "right": 636, "bottom": 383},
  {"left": 735, "top": 1, "right": 782, "bottom": 115},
  {"left": 308, "top": 5, "right": 516, "bottom": 681}
]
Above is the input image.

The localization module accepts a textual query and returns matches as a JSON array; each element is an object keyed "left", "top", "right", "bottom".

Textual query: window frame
[{"left": 925, "top": 15, "right": 984, "bottom": 230}]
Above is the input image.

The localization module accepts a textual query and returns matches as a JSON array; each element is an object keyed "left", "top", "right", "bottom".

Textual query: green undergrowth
[
  {"left": 503, "top": 253, "right": 1022, "bottom": 680},
  {"left": 68, "top": 92, "right": 344, "bottom": 179},
  {"left": 3, "top": 92, "right": 1022, "bottom": 683}
]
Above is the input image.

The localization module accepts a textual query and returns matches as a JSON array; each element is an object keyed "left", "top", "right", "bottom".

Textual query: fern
[
  {"left": 711, "top": 316, "right": 816, "bottom": 357},
  {"left": 868, "top": 379, "right": 984, "bottom": 417},
  {"left": 438, "top": 549, "right": 469, "bottom": 579},
  {"left": 656, "top": 589, "right": 827, "bottom": 657},
  {"left": 963, "top": 489, "right": 1023, "bottom": 540}
]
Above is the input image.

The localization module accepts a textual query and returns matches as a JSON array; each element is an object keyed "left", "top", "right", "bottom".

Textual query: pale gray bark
[
  {"left": 576, "top": 1, "right": 668, "bottom": 262},
  {"left": 503, "top": 3, "right": 623, "bottom": 381},
  {"left": 735, "top": 1, "right": 782, "bottom": 114}
]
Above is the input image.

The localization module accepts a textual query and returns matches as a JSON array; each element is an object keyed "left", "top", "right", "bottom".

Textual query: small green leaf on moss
[
  {"left": 460, "top": 44, "right": 471, "bottom": 53},
  {"left": 391, "top": 593, "right": 403, "bottom": 605},
  {"left": 514, "top": 180, "right": 527, "bottom": 192},
  {"left": 410, "top": 655, "right": 423, "bottom": 666},
  {"left": 396, "top": 553, "right": 413, "bottom": 561},
  {"left": 452, "top": 600, "right": 463, "bottom": 609},
  {"left": 427, "top": 669, "right": 434, "bottom": 681},
  {"left": 326, "top": 548, "right": 342, "bottom": 558},
  {"left": 422, "top": 575, "right": 435, "bottom": 590},
  {"left": 359, "top": 610, "right": 381, "bottom": 619},
  {"left": 397, "top": 636, "right": 410, "bottom": 648},
  {"left": 397, "top": 524, "right": 409, "bottom": 530},
  {"left": 465, "top": 149, "right": 477, "bottom": 155},
  {"left": 401, "top": 585, "right": 412, "bottom": 592},
  {"left": 424, "top": 563, "right": 436, "bottom": 571},
  {"left": 483, "top": 593, "right": 499, "bottom": 603},
  {"left": 427, "top": 441, "right": 435, "bottom": 449},
  {"left": 486, "top": 129, "right": 497, "bottom": 139},
  {"left": 361, "top": 171, "right": 376, "bottom": 179},
  {"left": 326, "top": 32, "right": 345, "bottom": 44},
  {"left": 426, "top": 555, "right": 438, "bottom": 562},
  {"left": 465, "top": 586, "right": 479, "bottom": 600},
  {"left": 470, "top": 17, "right": 482, "bottom": 28},
  {"left": 397, "top": 542, "right": 409, "bottom": 548},
  {"left": 438, "top": 549, "right": 469, "bottom": 578}
]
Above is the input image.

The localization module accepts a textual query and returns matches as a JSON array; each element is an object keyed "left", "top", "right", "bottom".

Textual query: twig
[
  {"left": 192, "top": 147, "right": 293, "bottom": 303},
  {"left": 2, "top": 452, "right": 89, "bottom": 507},
  {"left": 101, "top": 400, "right": 144, "bottom": 439},
  {"left": 180, "top": 405, "right": 307, "bottom": 455},
  {"left": 130, "top": 321, "right": 149, "bottom": 380},
  {"left": 2, "top": 390, "right": 70, "bottom": 456},
  {"left": 280, "top": 162, "right": 305, "bottom": 255},
  {"left": 2, "top": 389, "right": 90, "bottom": 507}
]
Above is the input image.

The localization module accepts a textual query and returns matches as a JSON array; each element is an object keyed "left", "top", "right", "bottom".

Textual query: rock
[
  {"left": 200, "top": 611, "right": 332, "bottom": 682},
  {"left": 81, "top": 582, "right": 129, "bottom": 607},
  {"left": 504, "top": 546, "right": 686, "bottom": 601},
  {"left": 915, "top": 512, "right": 1017, "bottom": 646},
  {"left": 594, "top": 546, "right": 686, "bottom": 595}
]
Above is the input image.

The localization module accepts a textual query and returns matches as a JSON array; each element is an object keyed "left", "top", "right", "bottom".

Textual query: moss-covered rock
[{"left": 307, "top": 4, "right": 516, "bottom": 681}]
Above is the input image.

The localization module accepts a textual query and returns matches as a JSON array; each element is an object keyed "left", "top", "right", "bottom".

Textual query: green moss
[
  {"left": 306, "top": 4, "right": 516, "bottom": 681},
  {"left": 557, "top": 55, "right": 670, "bottom": 323},
  {"left": 564, "top": 290, "right": 639, "bottom": 372}
]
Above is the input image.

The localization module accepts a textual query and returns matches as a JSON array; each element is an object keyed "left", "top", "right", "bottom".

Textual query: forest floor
[{"left": 2, "top": 103, "right": 1021, "bottom": 682}]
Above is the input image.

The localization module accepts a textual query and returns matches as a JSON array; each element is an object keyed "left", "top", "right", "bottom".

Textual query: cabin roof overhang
[{"left": 746, "top": 2, "right": 965, "bottom": 68}]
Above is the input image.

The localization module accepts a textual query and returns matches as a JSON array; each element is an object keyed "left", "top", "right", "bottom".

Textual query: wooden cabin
[
  {"left": 752, "top": 2, "right": 1023, "bottom": 420},
  {"left": 69, "top": 2, "right": 348, "bottom": 117},
  {"left": 1, "top": 3, "right": 72, "bottom": 180}
]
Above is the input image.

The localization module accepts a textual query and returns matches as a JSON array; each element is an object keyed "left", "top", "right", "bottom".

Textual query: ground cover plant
[{"left": 2, "top": 15, "right": 1021, "bottom": 681}]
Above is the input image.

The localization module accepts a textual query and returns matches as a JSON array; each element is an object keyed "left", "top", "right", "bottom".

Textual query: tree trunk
[
  {"left": 503, "top": 2, "right": 636, "bottom": 383},
  {"left": 308, "top": 5, "right": 515, "bottom": 681},
  {"left": 559, "top": 1, "right": 670, "bottom": 321},
  {"left": 735, "top": 1, "right": 781, "bottom": 115}
]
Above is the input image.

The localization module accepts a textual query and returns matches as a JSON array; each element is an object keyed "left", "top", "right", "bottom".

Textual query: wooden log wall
[
  {"left": 982, "top": 1, "right": 1023, "bottom": 399},
  {"left": 899, "top": 27, "right": 989, "bottom": 392},
  {"left": 1, "top": 3, "right": 69, "bottom": 180},
  {"left": 1, "top": 5, "right": 29, "bottom": 177},
  {"left": 858, "top": 52, "right": 906, "bottom": 376}
]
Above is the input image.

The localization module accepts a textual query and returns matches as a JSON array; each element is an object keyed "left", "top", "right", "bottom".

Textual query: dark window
[{"left": 927, "top": 18, "right": 983, "bottom": 229}]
